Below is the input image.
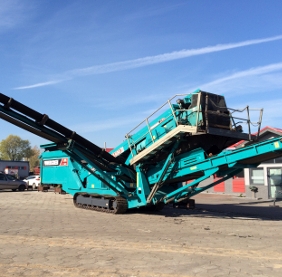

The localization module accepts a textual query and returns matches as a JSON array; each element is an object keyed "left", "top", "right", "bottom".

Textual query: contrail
[
  {"left": 69, "top": 35, "right": 282, "bottom": 76},
  {"left": 14, "top": 35, "right": 282, "bottom": 90},
  {"left": 15, "top": 80, "right": 65, "bottom": 90},
  {"left": 198, "top": 62, "right": 282, "bottom": 90}
]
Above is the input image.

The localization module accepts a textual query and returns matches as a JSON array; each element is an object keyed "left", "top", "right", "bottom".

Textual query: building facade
[
  {"left": 0, "top": 160, "right": 30, "bottom": 179},
  {"left": 199, "top": 126, "right": 282, "bottom": 200}
]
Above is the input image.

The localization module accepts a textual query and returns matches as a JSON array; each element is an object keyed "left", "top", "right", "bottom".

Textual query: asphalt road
[{"left": 0, "top": 190, "right": 282, "bottom": 277}]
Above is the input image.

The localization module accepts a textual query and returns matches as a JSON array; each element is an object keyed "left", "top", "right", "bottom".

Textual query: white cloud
[
  {"left": 124, "top": 3, "right": 185, "bottom": 21},
  {"left": 70, "top": 105, "right": 168, "bottom": 134},
  {"left": 0, "top": 0, "right": 32, "bottom": 30},
  {"left": 85, "top": 92, "right": 165, "bottom": 110},
  {"left": 192, "top": 62, "right": 282, "bottom": 95},
  {"left": 71, "top": 115, "right": 143, "bottom": 134},
  {"left": 66, "top": 35, "right": 282, "bottom": 76},
  {"left": 14, "top": 34, "right": 282, "bottom": 90},
  {"left": 14, "top": 79, "right": 66, "bottom": 90}
]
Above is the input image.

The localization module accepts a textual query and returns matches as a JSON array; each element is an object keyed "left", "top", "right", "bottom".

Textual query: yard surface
[{"left": 0, "top": 190, "right": 282, "bottom": 277}]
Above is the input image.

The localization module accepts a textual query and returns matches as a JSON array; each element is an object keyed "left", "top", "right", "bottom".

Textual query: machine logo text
[{"left": 43, "top": 158, "right": 68, "bottom": 166}]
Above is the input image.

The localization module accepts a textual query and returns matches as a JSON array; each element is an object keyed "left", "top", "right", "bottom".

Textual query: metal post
[
  {"left": 168, "top": 100, "right": 178, "bottom": 126},
  {"left": 125, "top": 134, "right": 134, "bottom": 157},
  {"left": 246, "top": 106, "right": 251, "bottom": 141},
  {"left": 205, "top": 94, "right": 209, "bottom": 130},
  {"left": 195, "top": 93, "right": 201, "bottom": 131},
  {"left": 146, "top": 118, "right": 155, "bottom": 143},
  {"left": 256, "top": 108, "right": 263, "bottom": 141}
]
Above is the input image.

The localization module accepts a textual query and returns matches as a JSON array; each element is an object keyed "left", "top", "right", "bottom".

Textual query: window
[
  {"left": 250, "top": 168, "right": 264, "bottom": 185},
  {"left": 268, "top": 168, "right": 282, "bottom": 186},
  {"left": 6, "top": 175, "right": 16, "bottom": 181},
  {"left": 264, "top": 158, "right": 274, "bottom": 163},
  {"left": 275, "top": 157, "right": 282, "bottom": 163},
  {"left": 234, "top": 169, "right": 244, "bottom": 178},
  {"left": 263, "top": 156, "right": 282, "bottom": 164},
  {"left": 267, "top": 168, "right": 282, "bottom": 199}
]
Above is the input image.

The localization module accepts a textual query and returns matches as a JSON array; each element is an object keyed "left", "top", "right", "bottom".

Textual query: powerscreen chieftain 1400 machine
[{"left": 1, "top": 90, "right": 282, "bottom": 213}]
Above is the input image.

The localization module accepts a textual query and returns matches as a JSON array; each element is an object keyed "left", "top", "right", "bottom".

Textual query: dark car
[{"left": 0, "top": 173, "right": 27, "bottom": 191}]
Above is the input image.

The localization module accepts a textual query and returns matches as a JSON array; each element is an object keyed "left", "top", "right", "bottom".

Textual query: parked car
[
  {"left": 23, "top": 175, "right": 41, "bottom": 190},
  {"left": 0, "top": 173, "right": 27, "bottom": 191}
]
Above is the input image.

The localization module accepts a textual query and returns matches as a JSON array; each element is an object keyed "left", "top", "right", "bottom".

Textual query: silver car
[{"left": 0, "top": 173, "right": 27, "bottom": 191}]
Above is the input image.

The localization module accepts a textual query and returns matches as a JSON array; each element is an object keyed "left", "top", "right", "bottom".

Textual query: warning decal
[
  {"left": 60, "top": 158, "right": 68, "bottom": 166},
  {"left": 112, "top": 147, "right": 124, "bottom": 157},
  {"left": 43, "top": 158, "right": 68, "bottom": 167}
]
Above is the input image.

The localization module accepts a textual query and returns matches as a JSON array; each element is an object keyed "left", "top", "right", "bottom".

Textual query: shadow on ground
[{"left": 157, "top": 201, "right": 282, "bottom": 221}]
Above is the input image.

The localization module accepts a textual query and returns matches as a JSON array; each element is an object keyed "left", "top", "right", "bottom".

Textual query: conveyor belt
[{"left": 0, "top": 93, "right": 121, "bottom": 165}]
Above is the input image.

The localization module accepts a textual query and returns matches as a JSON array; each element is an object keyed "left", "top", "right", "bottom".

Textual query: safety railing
[
  {"left": 125, "top": 93, "right": 200, "bottom": 157},
  {"left": 125, "top": 92, "right": 263, "bottom": 158},
  {"left": 204, "top": 94, "right": 263, "bottom": 141}
]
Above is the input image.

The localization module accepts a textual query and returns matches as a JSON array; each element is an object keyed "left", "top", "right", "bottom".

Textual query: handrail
[
  {"left": 125, "top": 91, "right": 263, "bottom": 157},
  {"left": 206, "top": 96, "right": 263, "bottom": 138},
  {"left": 125, "top": 92, "right": 200, "bottom": 136},
  {"left": 126, "top": 112, "right": 176, "bottom": 151},
  {"left": 168, "top": 99, "right": 178, "bottom": 127}
]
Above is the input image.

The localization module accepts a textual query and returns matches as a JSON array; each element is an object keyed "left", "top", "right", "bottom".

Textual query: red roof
[
  {"left": 255, "top": 126, "right": 282, "bottom": 135},
  {"left": 228, "top": 126, "right": 282, "bottom": 149}
]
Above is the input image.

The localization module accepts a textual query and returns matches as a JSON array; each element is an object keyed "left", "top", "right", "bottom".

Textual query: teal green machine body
[{"left": 1, "top": 90, "right": 281, "bottom": 213}]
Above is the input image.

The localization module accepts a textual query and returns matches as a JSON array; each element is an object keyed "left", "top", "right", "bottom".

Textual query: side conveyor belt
[
  {"left": 159, "top": 136, "right": 282, "bottom": 203},
  {"left": 0, "top": 92, "right": 122, "bottom": 165}
]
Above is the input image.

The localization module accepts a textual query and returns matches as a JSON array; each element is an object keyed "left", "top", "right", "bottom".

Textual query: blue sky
[{"left": 1, "top": 0, "right": 282, "bottom": 149}]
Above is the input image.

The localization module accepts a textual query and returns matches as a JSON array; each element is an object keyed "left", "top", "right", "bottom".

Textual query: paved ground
[{"left": 0, "top": 190, "right": 282, "bottom": 277}]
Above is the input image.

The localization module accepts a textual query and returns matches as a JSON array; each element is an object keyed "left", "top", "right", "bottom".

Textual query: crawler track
[{"left": 73, "top": 194, "right": 128, "bottom": 214}]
